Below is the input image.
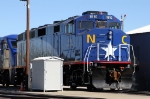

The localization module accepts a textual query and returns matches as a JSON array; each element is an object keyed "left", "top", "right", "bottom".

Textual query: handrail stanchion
[{"left": 97, "top": 43, "right": 100, "bottom": 61}]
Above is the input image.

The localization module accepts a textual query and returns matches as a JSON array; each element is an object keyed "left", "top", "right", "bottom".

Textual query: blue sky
[{"left": 0, "top": 0, "right": 149, "bottom": 37}]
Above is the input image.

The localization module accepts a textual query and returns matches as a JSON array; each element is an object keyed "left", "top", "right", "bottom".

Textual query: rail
[
  {"left": 119, "top": 44, "right": 136, "bottom": 73},
  {"left": 83, "top": 43, "right": 107, "bottom": 72}
]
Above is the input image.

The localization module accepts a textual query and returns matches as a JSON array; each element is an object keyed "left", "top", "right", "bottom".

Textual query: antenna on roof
[{"left": 121, "top": 14, "right": 126, "bottom": 31}]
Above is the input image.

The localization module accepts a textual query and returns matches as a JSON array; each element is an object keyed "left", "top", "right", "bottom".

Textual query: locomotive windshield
[
  {"left": 109, "top": 22, "right": 120, "bottom": 29},
  {"left": 78, "top": 21, "right": 94, "bottom": 30},
  {"left": 96, "top": 21, "right": 107, "bottom": 28},
  {"left": 11, "top": 41, "right": 17, "bottom": 48}
]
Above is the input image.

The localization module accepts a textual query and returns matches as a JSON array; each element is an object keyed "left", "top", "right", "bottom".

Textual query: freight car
[{"left": 0, "top": 11, "right": 137, "bottom": 90}]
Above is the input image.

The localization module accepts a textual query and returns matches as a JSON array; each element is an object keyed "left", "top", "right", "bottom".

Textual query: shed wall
[{"left": 130, "top": 32, "right": 150, "bottom": 91}]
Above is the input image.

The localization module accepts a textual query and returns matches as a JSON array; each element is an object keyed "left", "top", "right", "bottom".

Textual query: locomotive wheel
[
  {"left": 87, "top": 84, "right": 93, "bottom": 90},
  {"left": 87, "top": 84, "right": 100, "bottom": 91},
  {"left": 14, "top": 84, "right": 16, "bottom": 87},
  {"left": 2, "top": 83, "right": 5, "bottom": 87},
  {"left": 2, "top": 79, "right": 9, "bottom": 87},
  {"left": 70, "top": 85, "right": 77, "bottom": 90},
  {"left": 70, "top": 81, "right": 77, "bottom": 90},
  {"left": 6, "top": 71, "right": 10, "bottom": 87},
  {"left": 6, "top": 81, "right": 9, "bottom": 87},
  {"left": 110, "top": 88, "right": 115, "bottom": 91},
  {"left": 14, "top": 79, "right": 17, "bottom": 87}
]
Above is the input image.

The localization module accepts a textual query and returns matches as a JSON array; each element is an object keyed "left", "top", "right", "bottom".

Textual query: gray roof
[{"left": 126, "top": 25, "right": 150, "bottom": 34}]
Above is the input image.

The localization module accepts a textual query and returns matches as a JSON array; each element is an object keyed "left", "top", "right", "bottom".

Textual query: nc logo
[
  {"left": 87, "top": 34, "right": 95, "bottom": 43},
  {"left": 122, "top": 36, "right": 127, "bottom": 44}
]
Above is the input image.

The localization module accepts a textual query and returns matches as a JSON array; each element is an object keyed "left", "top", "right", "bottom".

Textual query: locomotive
[
  {"left": 0, "top": 35, "right": 18, "bottom": 86},
  {"left": 0, "top": 11, "right": 136, "bottom": 90}
]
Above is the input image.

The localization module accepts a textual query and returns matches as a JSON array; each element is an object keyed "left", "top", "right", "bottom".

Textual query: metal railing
[
  {"left": 83, "top": 44, "right": 96, "bottom": 72},
  {"left": 83, "top": 43, "right": 136, "bottom": 73}
]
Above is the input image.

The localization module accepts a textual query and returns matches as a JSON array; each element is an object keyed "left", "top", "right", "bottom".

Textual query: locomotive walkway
[{"left": 0, "top": 85, "right": 150, "bottom": 99}]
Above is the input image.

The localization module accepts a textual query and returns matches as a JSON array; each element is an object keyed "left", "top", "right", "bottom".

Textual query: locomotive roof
[
  {"left": 1, "top": 34, "right": 18, "bottom": 40},
  {"left": 126, "top": 24, "right": 150, "bottom": 34},
  {"left": 36, "top": 15, "right": 80, "bottom": 29}
]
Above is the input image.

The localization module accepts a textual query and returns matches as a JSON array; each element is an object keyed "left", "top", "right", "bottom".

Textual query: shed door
[{"left": 45, "top": 61, "right": 62, "bottom": 90}]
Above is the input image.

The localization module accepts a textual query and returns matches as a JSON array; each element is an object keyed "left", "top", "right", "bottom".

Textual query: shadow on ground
[
  {"left": 0, "top": 92, "right": 105, "bottom": 99},
  {"left": 0, "top": 86, "right": 104, "bottom": 99},
  {"left": 63, "top": 87, "right": 150, "bottom": 96},
  {"left": 0, "top": 85, "right": 150, "bottom": 98}
]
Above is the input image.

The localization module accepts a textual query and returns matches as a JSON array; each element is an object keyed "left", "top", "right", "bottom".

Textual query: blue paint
[{"left": 16, "top": 11, "right": 131, "bottom": 64}]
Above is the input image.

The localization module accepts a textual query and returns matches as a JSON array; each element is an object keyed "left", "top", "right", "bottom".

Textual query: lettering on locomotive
[
  {"left": 87, "top": 34, "right": 96, "bottom": 43},
  {"left": 122, "top": 36, "right": 127, "bottom": 44}
]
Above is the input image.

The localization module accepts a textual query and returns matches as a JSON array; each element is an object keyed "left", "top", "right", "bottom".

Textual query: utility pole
[
  {"left": 121, "top": 14, "right": 126, "bottom": 31},
  {"left": 20, "top": 0, "right": 30, "bottom": 90}
]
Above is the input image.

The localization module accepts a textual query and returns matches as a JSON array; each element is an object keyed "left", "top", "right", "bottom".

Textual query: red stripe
[
  {"left": 93, "top": 61, "right": 131, "bottom": 65},
  {"left": 63, "top": 61, "right": 91, "bottom": 65}
]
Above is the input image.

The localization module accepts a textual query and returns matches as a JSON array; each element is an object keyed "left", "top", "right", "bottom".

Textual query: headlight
[
  {"left": 108, "top": 35, "right": 112, "bottom": 39},
  {"left": 107, "top": 31, "right": 113, "bottom": 39},
  {"left": 109, "top": 31, "right": 113, "bottom": 35}
]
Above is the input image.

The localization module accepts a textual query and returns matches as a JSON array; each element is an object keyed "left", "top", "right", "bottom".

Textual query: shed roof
[{"left": 126, "top": 25, "right": 150, "bottom": 34}]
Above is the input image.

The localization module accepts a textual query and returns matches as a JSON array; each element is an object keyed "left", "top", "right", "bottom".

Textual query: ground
[{"left": 0, "top": 85, "right": 150, "bottom": 99}]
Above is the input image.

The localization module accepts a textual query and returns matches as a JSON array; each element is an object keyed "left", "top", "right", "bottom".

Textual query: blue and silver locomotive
[{"left": 1, "top": 11, "right": 136, "bottom": 90}]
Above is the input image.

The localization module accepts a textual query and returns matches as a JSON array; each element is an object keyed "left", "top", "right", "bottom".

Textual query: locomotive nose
[
  {"left": 84, "top": 29, "right": 114, "bottom": 62},
  {"left": 84, "top": 29, "right": 130, "bottom": 62}
]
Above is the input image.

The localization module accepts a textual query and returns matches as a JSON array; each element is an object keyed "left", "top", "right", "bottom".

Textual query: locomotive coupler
[{"left": 110, "top": 68, "right": 121, "bottom": 82}]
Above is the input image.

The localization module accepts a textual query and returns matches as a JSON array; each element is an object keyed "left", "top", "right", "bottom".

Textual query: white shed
[{"left": 30, "top": 56, "right": 64, "bottom": 92}]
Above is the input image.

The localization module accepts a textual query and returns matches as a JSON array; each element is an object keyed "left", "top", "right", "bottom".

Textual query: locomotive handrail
[
  {"left": 84, "top": 43, "right": 136, "bottom": 73},
  {"left": 78, "top": 29, "right": 91, "bottom": 35},
  {"left": 84, "top": 43, "right": 108, "bottom": 72},
  {"left": 83, "top": 44, "right": 96, "bottom": 72},
  {"left": 86, "top": 45, "right": 97, "bottom": 72},
  {"left": 97, "top": 43, "right": 100, "bottom": 61},
  {"left": 118, "top": 44, "right": 135, "bottom": 62},
  {"left": 119, "top": 44, "right": 136, "bottom": 74},
  {"left": 119, "top": 44, "right": 130, "bottom": 61}
]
